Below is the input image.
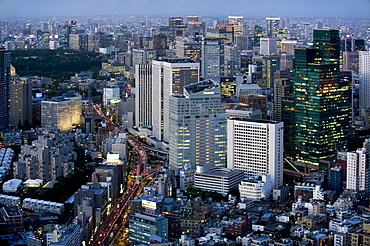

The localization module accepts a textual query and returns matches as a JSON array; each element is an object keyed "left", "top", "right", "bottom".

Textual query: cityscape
[{"left": 0, "top": 1, "right": 370, "bottom": 246}]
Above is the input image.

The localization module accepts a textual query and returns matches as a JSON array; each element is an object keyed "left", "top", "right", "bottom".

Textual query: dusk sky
[{"left": 2, "top": 0, "right": 369, "bottom": 19}]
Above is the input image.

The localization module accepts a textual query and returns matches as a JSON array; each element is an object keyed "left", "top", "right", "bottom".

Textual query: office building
[
  {"left": 260, "top": 38, "right": 277, "bottom": 56},
  {"left": 41, "top": 97, "right": 73, "bottom": 131},
  {"left": 272, "top": 77, "right": 292, "bottom": 122},
  {"left": 359, "top": 51, "right": 370, "bottom": 109},
  {"left": 47, "top": 224, "right": 83, "bottom": 246},
  {"left": 328, "top": 167, "right": 344, "bottom": 194},
  {"left": 9, "top": 77, "right": 33, "bottom": 128},
  {"left": 291, "top": 30, "right": 351, "bottom": 171},
  {"left": 194, "top": 166, "right": 244, "bottom": 196},
  {"left": 236, "top": 35, "right": 254, "bottom": 51},
  {"left": 0, "top": 48, "right": 10, "bottom": 132},
  {"left": 266, "top": 17, "right": 280, "bottom": 38},
  {"left": 239, "top": 175, "right": 272, "bottom": 201},
  {"left": 169, "top": 80, "right": 227, "bottom": 175},
  {"left": 64, "top": 94, "right": 82, "bottom": 126},
  {"left": 135, "top": 64, "right": 152, "bottom": 127},
  {"left": 103, "top": 87, "right": 120, "bottom": 108},
  {"left": 239, "top": 94, "right": 267, "bottom": 119},
  {"left": 227, "top": 119, "right": 284, "bottom": 189},
  {"left": 152, "top": 58, "right": 199, "bottom": 142},
  {"left": 129, "top": 212, "right": 168, "bottom": 245},
  {"left": 201, "top": 38, "right": 224, "bottom": 83},
  {"left": 281, "top": 40, "right": 298, "bottom": 54},
  {"left": 131, "top": 48, "right": 155, "bottom": 67},
  {"left": 228, "top": 16, "right": 244, "bottom": 39},
  {"left": 176, "top": 39, "right": 201, "bottom": 62}
]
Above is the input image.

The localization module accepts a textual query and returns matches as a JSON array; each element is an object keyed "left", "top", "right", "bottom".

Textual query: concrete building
[
  {"left": 194, "top": 166, "right": 244, "bottom": 196},
  {"left": 9, "top": 76, "right": 33, "bottom": 128},
  {"left": 260, "top": 38, "right": 277, "bottom": 56},
  {"left": 346, "top": 147, "right": 370, "bottom": 194},
  {"left": 169, "top": 80, "right": 226, "bottom": 175},
  {"left": 41, "top": 97, "right": 73, "bottom": 131},
  {"left": 201, "top": 38, "right": 224, "bottom": 83},
  {"left": 152, "top": 58, "right": 199, "bottom": 142},
  {"left": 227, "top": 119, "right": 283, "bottom": 189},
  {"left": 135, "top": 64, "right": 152, "bottom": 127},
  {"left": 47, "top": 224, "right": 83, "bottom": 246},
  {"left": 359, "top": 51, "right": 370, "bottom": 109},
  {"left": 0, "top": 48, "right": 11, "bottom": 132},
  {"left": 239, "top": 175, "right": 272, "bottom": 201}
]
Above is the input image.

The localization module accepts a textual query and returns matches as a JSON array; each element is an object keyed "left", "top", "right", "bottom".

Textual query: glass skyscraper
[
  {"left": 291, "top": 29, "right": 351, "bottom": 171},
  {"left": 0, "top": 48, "right": 10, "bottom": 132}
]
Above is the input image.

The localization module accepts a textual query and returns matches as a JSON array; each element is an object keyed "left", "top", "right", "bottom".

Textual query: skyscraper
[
  {"left": 359, "top": 51, "right": 370, "bottom": 109},
  {"left": 41, "top": 97, "right": 73, "bottom": 132},
  {"left": 227, "top": 119, "right": 284, "bottom": 189},
  {"left": 291, "top": 30, "right": 351, "bottom": 171},
  {"left": 152, "top": 58, "right": 199, "bottom": 142},
  {"left": 169, "top": 80, "right": 227, "bottom": 175},
  {"left": 228, "top": 16, "right": 244, "bottom": 39},
  {"left": 0, "top": 48, "right": 10, "bottom": 132},
  {"left": 201, "top": 38, "right": 224, "bottom": 83},
  {"left": 346, "top": 148, "right": 370, "bottom": 194},
  {"left": 9, "top": 77, "right": 33, "bottom": 128},
  {"left": 135, "top": 64, "right": 152, "bottom": 127},
  {"left": 266, "top": 17, "right": 280, "bottom": 38}
]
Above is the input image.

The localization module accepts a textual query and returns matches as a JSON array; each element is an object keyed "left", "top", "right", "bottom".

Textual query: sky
[{"left": 1, "top": 0, "right": 369, "bottom": 19}]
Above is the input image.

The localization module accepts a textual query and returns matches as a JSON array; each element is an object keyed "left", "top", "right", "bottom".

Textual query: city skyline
[{"left": 2, "top": 0, "right": 369, "bottom": 19}]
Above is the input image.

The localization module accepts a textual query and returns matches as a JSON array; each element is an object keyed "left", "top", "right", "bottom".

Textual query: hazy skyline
[{"left": 2, "top": 0, "right": 369, "bottom": 19}]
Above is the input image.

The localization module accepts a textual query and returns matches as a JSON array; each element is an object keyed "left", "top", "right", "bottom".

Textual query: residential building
[{"left": 0, "top": 48, "right": 10, "bottom": 132}]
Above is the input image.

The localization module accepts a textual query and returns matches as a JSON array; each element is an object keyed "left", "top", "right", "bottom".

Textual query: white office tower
[
  {"left": 346, "top": 148, "right": 370, "bottom": 193},
  {"left": 359, "top": 51, "right": 370, "bottom": 109},
  {"left": 201, "top": 39, "right": 223, "bottom": 83},
  {"left": 152, "top": 58, "right": 200, "bottom": 142},
  {"left": 103, "top": 87, "right": 120, "bottom": 107},
  {"left": 259, "top": 38, "right": 277, "bottom": 56},
  {"left": 132, "top": 48, "right": 155, "bottom": 67},
  {"left": 169, "top": 80, "right": 227, "bottom": 175},
  {"left": 227, "top": 119, "right": 284, "bottom": 189},
  {"left": 135, "top": 64, "right": 152, "bottom": 127}
]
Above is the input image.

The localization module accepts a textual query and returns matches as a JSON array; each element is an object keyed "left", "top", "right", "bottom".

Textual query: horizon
[{"left": 2, "top": 0, "right": 369, "bottom": 19}]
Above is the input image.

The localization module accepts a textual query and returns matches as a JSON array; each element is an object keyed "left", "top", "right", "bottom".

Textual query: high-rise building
[
  {"left": 359, "top": 51, "right": 370, "bottom": 109},
  {"left": 135, "top": 64, "right": 152, "bottom": 127},
  {"left": 228, "top": 16, "right": 244, "bottom": 39},
  {"left": 328, "top": 166, "right": 344, "bottom": 194},
  {"left": 64, "top": 94, "right": 82, "bottom": 126},
  {"left": 41, "top": 97, "right": 73, "bottom": 131},
  {"left": 201, "top": 38, "right": 224, "bottom": 83},
  {"left": 227, "top": 119, "right": 284, "bottom": 189},
  {"left": 131, "top": 48, "right": 155, "bottom": 67},
  {"left": 291, "top": 30, "right": 351, "bottom": 171},
  {"left": 259, "top": 38, "right": 277, "bottom": 56},
  {"left": 176, "top": 39, "right": 201, "bottom": 62},
  {"left": 152, "top": 58, "right": 199, "bottom": 142},
  {"left": 346, "top": 148, "right": 370, "bottom": 194},
  {"left": 169, "top": 80, "right": 227, "bottom": 175},
  {"left": 153, "top": 34, "right": 167, "bottom": 56},
  {"left": 266, "top": 17, "right": 280, "bottom": 38},
  {"left": 215, "top": 24, "right": 234, "bottom": 44},
  {"left": 103, "top": 87, "right": 120, "bottom": 108},
  {"left": 0, "top": 48, "right": 10, "bottom": 132},
  {"left": 9, "top": 77, "right": 32, "bottom": 128}
]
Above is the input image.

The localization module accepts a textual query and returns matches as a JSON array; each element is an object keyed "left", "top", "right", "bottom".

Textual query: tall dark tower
[
  {"left": 291, "top": 30, "right": 351, "bottom": 172},
  {"left": 0, "top": 48, "right": 10, "bottom": 132}
]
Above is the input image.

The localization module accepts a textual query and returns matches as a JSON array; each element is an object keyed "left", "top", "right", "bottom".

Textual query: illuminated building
[
  {"left": 103, "top": 87, "right": 120, "bottom": 108},
  {"left": 0, "top": 48, "right": 10, "bottom": 132},
  {"left": 153, "top": 34, "right": 167, "bottom": 56},
  {"left": 176, "top": 39, "right": 201, "bottom": 62},
  {"left": 266, "top": 17, "right": 280, "bottom": 38},
  {"left": 169, "top": 80, "right": 226, "bottom": 175},
  {"left": 201, "top": 38, "right": 224, "bottom": 83},
  {"left": 41, "top": 97, "right": 73, "bottom": 131},
  {"left": 169, "top": 17, "right": 186, "bottom": 40},
  {"left": 9, "top": 77, "right": 32, "bottom": 128},
  {"left": 228, "top": 16, "right": 244, "bottom": 39},
  {"left": 227, "top": 119, "right": 284, "bottom": 189},
  {"left": 215, "top": 24, "right": 234, "bottom": 44},
  {"left": 135, "top": 64, "right": 152, "bottom": 127},
  {"left": 129, "top": 212, "right": 168, "bottom": 245},
  {"left": 64, "top": 94, "right": 82, "bottom": 126},
  {"left": 152, "top": 58, "right": 199, "bottom": 142},
  {"left": 131, "top": 48, "right": 155, "bottom": 67},
  {"left": 291, "top": 29, "right": 351, "bottom": 171},
  {"left": 359, "top": 51, "right": 370, "bottom": 109}
]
